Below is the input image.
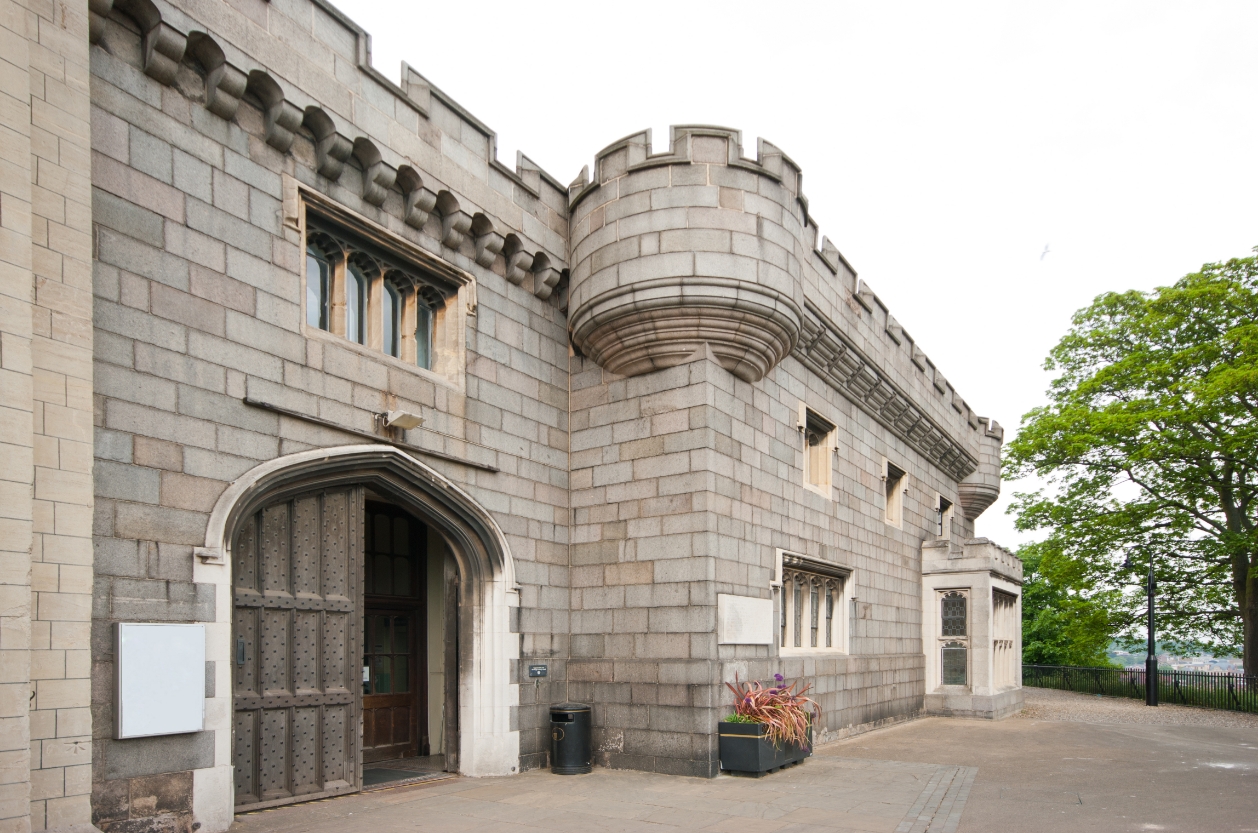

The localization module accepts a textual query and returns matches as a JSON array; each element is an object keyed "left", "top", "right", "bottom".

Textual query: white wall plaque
[
  {"left": 717, "top": 594, "right": 774, "bottom": 645},
  {"left": 115, "top": 623, "right": 206, "bottom": 739}
]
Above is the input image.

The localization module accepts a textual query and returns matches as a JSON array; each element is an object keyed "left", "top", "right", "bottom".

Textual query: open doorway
[
  {"left": 360, "top": 497, "right": 457, "bottom": 788},
  {"left": 225, "top": 446, "right": 516, "bottom": 814}
]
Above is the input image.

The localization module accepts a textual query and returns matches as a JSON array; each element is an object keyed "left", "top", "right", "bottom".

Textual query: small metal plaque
[{"left": 528, "top": 664, "right": 548, "bottom": 678}]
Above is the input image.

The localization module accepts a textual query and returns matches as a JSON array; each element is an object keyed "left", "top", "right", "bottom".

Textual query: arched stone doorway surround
[{"left": 188, "top": 445, "right": 519, "bottom": 829}]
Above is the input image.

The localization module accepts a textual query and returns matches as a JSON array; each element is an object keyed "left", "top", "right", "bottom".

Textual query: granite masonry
[{"left": 0, "top": 0, "right": 1021, "bottom": 831}]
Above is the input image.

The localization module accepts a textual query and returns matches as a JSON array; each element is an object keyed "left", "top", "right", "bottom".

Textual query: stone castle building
[{"left": 0, "top": 0, "right": 1022, "bottom": 831}]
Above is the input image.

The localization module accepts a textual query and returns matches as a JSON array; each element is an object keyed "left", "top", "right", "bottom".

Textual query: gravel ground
[{"left": 1016, "top": 684, "right": 1258, "bottom": 729}]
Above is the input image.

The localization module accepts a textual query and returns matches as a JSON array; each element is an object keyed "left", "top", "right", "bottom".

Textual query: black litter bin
[{"left": 549, "top": 703, "right": 592, "bottom": 774}]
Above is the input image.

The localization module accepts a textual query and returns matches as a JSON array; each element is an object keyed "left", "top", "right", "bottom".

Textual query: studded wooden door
[{"left": 233, "top": 486, "right": 363, "bottom": 810}]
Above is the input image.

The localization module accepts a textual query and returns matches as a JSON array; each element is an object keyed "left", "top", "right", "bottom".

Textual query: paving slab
[
  {"left": 232, "top": 753, "right": 963, "bottom": 833},
  {"left": 230, "top": 688, "right": 1258, "bottom": 833},
  {"left": 834, "top": 688, "right": 1258, "bottom": 832}
]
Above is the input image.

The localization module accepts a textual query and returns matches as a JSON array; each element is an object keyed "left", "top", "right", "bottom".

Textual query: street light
[{"left": 1122, "top": 552, "right": 1158, "bottom": 706}]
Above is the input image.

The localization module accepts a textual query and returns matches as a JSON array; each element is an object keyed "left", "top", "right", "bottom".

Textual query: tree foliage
[
  {"left": 1005, "top": 251, "right": 1258, "bottom": 674},
  {"left": 1019, "top": 547, "right": 1117, "bottom": 667}
]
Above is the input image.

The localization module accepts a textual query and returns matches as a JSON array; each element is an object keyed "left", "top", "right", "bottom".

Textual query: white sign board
[
  {"left": 115, "top": 623, "right": 205, "bottom": 739},
  {"left": 717, "top": 594, "right": 774, "bottom": 645}
]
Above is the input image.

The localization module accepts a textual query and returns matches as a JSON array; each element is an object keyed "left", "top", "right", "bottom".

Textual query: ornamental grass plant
[{"left": 725, "top": 674, "right": 819, "bottom": 749}]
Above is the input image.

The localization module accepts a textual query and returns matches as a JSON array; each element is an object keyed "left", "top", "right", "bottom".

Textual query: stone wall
[
  {"left": 568, "top": 337, "right": 964, "bottom": 775},
  {"left": 0, "top": 0, "right": 97, "bottom": 829},
  {"left": 85, "top": 0, "right": 572, "bottom": 826},
  {"left": 563, "top": 124, "right": 998, "bottom": 774},
  {"left": 0, "top": 0, "right": 1016, "bottom": 824}
]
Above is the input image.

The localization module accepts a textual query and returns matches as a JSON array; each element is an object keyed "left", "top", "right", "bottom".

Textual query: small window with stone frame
[
  {"left": 938, "top": 590, "right": 968, "bottom": 686},
  {"left": 935, "top": 493, "right": 954, "bottom": 539},
  {"left": 302, "top": 202, "right": 460, "bottom": 381},
  {"left": 883, "top": 459, "right": 907, "bottom": 527},
  {"left": 801, "top": 406, "right": 836, "bottom": 497}
]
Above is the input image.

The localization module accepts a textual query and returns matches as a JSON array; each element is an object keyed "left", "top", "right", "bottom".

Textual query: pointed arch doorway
[{"left": 190, "top": 446, "right": 519, "bottom": 817}]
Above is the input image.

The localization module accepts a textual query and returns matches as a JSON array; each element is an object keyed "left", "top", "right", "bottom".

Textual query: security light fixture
[{"left": 382, "top": 410, "right": 424, "bottom": 430}]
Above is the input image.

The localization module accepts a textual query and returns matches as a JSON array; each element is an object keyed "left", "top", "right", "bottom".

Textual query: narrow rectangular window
[
  {"left": 939, "top": 590, "right": 969, "bottom": 686},
  {"left": 792, "top": 581, "right": 802, "bottom": 648},
  {"left": 936, "top": 495, "right": 953, "bottom": 537},
  {"left": 383, "top": 282, "right": 401, "bottom": 358},
  {"left": 825, "top": 586, "right": 834, "bottom": 648},
  {"left": 346, "top": 264, "right": 367, "bottom": 345},
  {"left": 415, "top": 303, "right": 433, "bottom": 370},
  {"left": 306, "top": 246, "right": 330, "bottom": 330},
  {"left": 803, "top": 408, "right": 835, "bottom": 493},
  {"left": 809, "top": 583, "right": 819, "bottom": 647},
  {"left": 884, "top": 460, "right": 906, "bottom": 525},
  {"left": 780, "top": 576, "right": 789, "bottom": 648}
]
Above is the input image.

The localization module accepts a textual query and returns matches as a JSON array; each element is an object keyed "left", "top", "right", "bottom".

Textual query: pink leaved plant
[{"left": 724, "top": 673, "right": 819, "bottom": 750}]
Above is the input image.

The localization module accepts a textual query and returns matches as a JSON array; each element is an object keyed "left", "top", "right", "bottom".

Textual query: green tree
[
  {"left": 1005, "top": 251, "right": 1258, "bottom": 674},
  {"left": 1019, "top": 546, "right": 1116, "bottom": 667}
]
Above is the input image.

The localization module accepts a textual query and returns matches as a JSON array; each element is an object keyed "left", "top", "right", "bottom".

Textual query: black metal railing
[{"left": 1023, "top": 664, "right": 1258, "bottom": 714}]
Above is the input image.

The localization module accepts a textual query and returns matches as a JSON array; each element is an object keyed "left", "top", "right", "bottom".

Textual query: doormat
[{"left": 362, "top": 769, "right": 452, "bottom": 789}]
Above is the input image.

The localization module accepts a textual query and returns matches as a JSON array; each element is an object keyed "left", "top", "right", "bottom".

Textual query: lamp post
[{"left": 1123, "top": 552, "right": 1158, "bottom": 706}]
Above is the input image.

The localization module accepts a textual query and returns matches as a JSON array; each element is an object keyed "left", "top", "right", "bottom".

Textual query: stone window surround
[
  {"left": 883, "top": 456, "right": 908, "bottom": 528},
  {"left": 934, "top": 588, "right": 970, "bottom": 690},
  {"left": 933, "top": 492, "right": 955, "bottom": 539},
  {"left": 294, "top": 183, "right": 474, "bottom": 392},
  {"left": 798, "top": 403, "right": 837, "bottom": 499},
  {"left": 772, "top": 549, "right": 853, "bottom": 656},
  {"left": 305, "top": 209, "right": 447, "bottom": 363}
]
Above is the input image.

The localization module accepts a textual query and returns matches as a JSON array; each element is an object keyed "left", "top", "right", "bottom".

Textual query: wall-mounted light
[{"left": 382, "top": 409, "right": 424, "bottom": 430}]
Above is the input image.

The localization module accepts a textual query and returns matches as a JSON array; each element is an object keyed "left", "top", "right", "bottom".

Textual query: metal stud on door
[{"left": 233, "top": 486, "right": 363, "bottom": 810}]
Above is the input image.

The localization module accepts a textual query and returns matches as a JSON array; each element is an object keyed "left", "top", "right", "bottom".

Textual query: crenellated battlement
[
  {"left": 569, "top": 124, "right": 1000, "bottom": 481},
  {"left": 91, "top": 0, "right": 570, "bottom": 299}
]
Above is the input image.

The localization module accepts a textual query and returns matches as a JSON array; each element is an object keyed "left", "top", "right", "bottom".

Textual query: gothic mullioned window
[
  {"left": 303, "top": 209, "right": 456, "bottom": 373},
  {"left": 778, "top": 553, "right": 849, "bottom": 655}
]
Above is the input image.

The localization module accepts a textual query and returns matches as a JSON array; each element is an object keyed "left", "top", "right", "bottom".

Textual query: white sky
[{"left": 341, "top": 0, "right": 1258, "bottom": 548}]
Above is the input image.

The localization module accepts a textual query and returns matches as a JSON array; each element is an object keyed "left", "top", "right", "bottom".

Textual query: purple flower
[{"left": 774, "top": 673, "right": 784, "bottom": 682}]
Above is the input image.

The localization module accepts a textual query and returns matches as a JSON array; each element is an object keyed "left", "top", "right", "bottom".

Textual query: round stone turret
[
  {"left": 567, "top": 126, "right": 809, "bottom": 382},
  {"left": 959, "top": 418, "right": 1004, "bottom": 519}
]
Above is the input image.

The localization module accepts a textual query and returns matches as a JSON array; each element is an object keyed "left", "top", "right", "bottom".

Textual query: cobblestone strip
[
  {"left": 936, "top": 766, "right": 978, "bottom": 833},
  {"left": 894, "top": 764, "right": 978, "bottom": 833},
  {"left": 895, "top": 766, "right": 959, "bottom": 833}
]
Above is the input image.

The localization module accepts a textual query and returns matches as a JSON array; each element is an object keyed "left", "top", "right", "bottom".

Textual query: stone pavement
[
  {"left": 233, "top": 754, "right": 971, "bottom": 833},
  {"left": 231, "top": 689, "right": 1258, "bottom": 833},
  {"left": 839, "top": 688, "right": 1258, "bottom": 833}
]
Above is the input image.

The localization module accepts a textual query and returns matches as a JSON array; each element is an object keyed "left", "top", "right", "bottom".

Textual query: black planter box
[{"left": 718, "top": 722, "right": 812, "bottom": 776}]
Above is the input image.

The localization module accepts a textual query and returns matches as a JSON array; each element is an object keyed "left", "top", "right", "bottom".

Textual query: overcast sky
[{"left": 340, "top": 0, "right": 1258, "bottom": 548}]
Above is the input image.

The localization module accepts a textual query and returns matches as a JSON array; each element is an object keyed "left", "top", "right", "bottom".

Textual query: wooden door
[
  {"left": 362, "top": 610, "right": 419, "bottom": 761},
  {"left": 361, "top": 505, "right": 427, "bottom": 762},
  {"left": 232, "top": 487, "right": 363, "bottom": 810}
]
